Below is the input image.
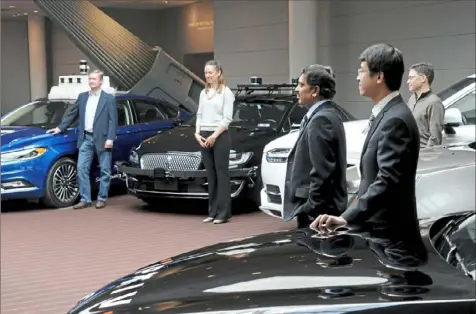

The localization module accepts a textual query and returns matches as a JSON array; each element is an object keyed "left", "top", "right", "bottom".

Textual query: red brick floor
[{"left": 1, "top": 196, "right": 289, "bottom": 314}]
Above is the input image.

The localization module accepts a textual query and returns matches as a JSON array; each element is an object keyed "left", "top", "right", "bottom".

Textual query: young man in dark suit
[
  {"left": 283, "top": 64, "right": 348, "bottom": 228},
  {"left": 312, "top": 44, "right": 420, "bottom": 234}
]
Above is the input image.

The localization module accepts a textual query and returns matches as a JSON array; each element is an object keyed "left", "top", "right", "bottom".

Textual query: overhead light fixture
[
  {"left": 9, "top": 5, "right": 15, "bottom": 8},
  {"left": 23, "top": 12, "right": 28, "bottom": 15},
  {"left": 163, "top": 1, "right": 169, "bottom": 3},
  {"left": 33, "top": 10, "right": 38, "bottom": 13}
]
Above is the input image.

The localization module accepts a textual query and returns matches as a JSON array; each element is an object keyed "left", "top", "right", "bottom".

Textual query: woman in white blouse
[{"left": 195, "top": 60, "right": 235, "bottom": 224}]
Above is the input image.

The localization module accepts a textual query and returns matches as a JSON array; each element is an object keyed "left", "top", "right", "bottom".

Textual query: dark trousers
[{"left": 200, "top": 131, "right": 231, "bottom": 220}]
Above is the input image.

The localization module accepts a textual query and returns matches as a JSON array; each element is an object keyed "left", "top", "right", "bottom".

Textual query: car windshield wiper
[
  {"left": 436, "top": 212, "right": 475, "bottom": 279},
  {"left": 434, "top": 212, "right": 474, "bottom": 241},
  {"left": 232, "top": 125, "right": 271, "bottom": 132},
  {"left": 444, "top": 235, "right": 472, "bottom": 279}
]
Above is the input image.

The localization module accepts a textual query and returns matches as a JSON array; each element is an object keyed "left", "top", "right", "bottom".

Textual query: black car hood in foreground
[
  {"left": 69, "top": 220, "right": 475, "bottom": 314},
  {"left": 136, "top": 124, "right": 277, "bottom": 156}
]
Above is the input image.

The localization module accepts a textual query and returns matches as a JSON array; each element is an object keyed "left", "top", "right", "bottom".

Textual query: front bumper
[
  {"left": 1, "top": 160, "right": 47, "bottom": 200},
  {"left": 259, "top": 152, "right": 287, "bottom": 218},
  {"left": 116, "top": 161, "right": 258, "bottom": 199}
]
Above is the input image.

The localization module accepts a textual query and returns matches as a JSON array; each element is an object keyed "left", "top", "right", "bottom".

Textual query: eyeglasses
[{"left": 357, "top": 69, "right": 369, "bottom": 76}]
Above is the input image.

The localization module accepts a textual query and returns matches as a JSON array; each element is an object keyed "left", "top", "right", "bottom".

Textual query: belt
[{"left": 84, "top": 131, "right": 93, "bottom": 135}]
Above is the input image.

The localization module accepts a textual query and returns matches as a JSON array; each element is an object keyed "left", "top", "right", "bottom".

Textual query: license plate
[{"left": 154, "top": 179, "right": 179, "bottom": 191}]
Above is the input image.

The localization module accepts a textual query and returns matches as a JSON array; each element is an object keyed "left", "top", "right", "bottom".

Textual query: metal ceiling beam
[{"left": 33, "top": 0, "right": 157, "bottom": 90}]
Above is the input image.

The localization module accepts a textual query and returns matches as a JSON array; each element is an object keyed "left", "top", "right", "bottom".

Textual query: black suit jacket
[
  {"left": 341, "top": 95, "right": 420, "bottom": 228},
  {"left": 283, "top": 101, "right": 348, "bottom": 222}
]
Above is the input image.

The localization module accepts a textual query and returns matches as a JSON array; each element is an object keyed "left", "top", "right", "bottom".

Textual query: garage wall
[
  {"left": 213, "top": 0, "right": 289, "bottom": 88},
  {"left": 1, "top": 20, "right": 31, "bottom": 114},
  {"left": 320, "top": 0, "right": 476, "bottom": 118}
]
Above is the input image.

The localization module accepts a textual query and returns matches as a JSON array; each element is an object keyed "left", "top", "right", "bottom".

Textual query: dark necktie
[
  {"left": 368, "top": 114, "right": 375, "bottom": 128},
  {"left": 300, "top": 115, "right": 309, "bottom": 133}
]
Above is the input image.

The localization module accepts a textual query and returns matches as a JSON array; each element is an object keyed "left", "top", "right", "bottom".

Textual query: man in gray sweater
[{"left": 407, "top": 62, "right": 445, "bottom": 148}]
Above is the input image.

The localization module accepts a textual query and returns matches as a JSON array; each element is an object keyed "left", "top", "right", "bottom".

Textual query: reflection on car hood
[
  {"left": 0, "top": 126, "right": 50, "bottom": 148},
  {"left": 416, "top": 146, "right": 475, "bottom": 175},
  {"left": 69, "top": 227, "right": 475, "bottom": 313},
  {"left": 136, "top": 125, "right": 276, "bottom": 155}
]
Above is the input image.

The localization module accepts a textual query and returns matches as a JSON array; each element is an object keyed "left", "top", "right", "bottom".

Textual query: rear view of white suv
[{"left": 260, "top": 74, "right": 476, "bottom": 219}]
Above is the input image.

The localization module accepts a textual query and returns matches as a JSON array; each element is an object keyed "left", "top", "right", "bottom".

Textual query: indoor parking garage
[{"left": 1, "top": 0, "right": 475, "bottom": 313}]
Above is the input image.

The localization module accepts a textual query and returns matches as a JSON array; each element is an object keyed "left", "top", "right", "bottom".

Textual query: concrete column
[
  {"left": 27, "top": 15, "right": 48, "bottom": 100},
  {"left": 288, "top": 0, "right": 319, "bottom": 81}
]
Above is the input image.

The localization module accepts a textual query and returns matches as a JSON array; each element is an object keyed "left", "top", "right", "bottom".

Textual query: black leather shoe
[
  {"left": 95, "top": 200, "right": 107, "bottom": 209},
  {"left": 73, "top": 202, "right": 92, "bottom": 210}
]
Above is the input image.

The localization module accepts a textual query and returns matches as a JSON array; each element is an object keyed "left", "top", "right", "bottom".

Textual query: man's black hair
[
  {"left": 301, "top": 64, "right": 337, "bottom": 99},
  {"left": 359, "top": 43, "right": 405, "bottom": 92}
]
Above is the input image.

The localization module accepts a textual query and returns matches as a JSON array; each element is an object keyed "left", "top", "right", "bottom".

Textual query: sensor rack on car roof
[
  {"left": 48, "top": 60, "right": 116, "bottom": 100},
  {"left": 236, "top": 77, "right": 298, "bottom": 96}
]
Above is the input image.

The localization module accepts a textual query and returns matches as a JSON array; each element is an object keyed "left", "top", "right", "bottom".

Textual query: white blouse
[{"left": 196, "top": 86, "right": 235, "bottom": 132}]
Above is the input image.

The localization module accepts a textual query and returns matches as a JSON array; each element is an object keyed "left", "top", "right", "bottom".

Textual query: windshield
[
  {"left": 437, "top": 77, "right": 475, "bottom": 102},
  {"left": 185, "top": 100, "right": 289, "bottom": 129},
  {"left": 1, "top": 100, "right": 76, "bottom": 129}
]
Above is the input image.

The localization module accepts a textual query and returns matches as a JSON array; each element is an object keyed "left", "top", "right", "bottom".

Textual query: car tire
[{"left": 41, "top": 157, "right": 80, "bottom": 208}]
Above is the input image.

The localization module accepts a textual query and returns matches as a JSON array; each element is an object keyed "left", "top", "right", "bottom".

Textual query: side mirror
[
  {"left": 444, "top": 108, "right": 463, "bottom": 127},
  {"left": 172, "top": 119, "right": 183, "bottom": 126}
]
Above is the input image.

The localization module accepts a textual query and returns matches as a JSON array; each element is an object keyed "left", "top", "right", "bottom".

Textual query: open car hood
[{"left": 34, "top": 0, "right": 204, "bottom": 114}]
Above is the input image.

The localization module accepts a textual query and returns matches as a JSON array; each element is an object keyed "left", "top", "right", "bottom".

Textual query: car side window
[
  {"left": 450, "top": 91, "right": 476, "bottom": 125},
  {"left": 289, "top": 105, "right": 307, "bottom": 125},
  {"left": 116, "top": 99, "right": 132, "bottom": 127},
  {"left": 158, "top": 103, "right": 179, "bottom": 119},
  {"left": 132, "top": 100, "right": 166, "bottom": 123}
]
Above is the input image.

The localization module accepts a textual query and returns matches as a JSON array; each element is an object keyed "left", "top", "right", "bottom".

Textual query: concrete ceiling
[{"left": 1, "top": 0, "right": 197, "bottom": 19}]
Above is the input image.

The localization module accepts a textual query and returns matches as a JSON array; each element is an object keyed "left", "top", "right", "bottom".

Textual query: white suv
[{"left": 260, "top": 74, "right": 476, "bottom": 218}]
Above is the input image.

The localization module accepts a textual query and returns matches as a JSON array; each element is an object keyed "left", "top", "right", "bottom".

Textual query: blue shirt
[
  {"left": 306, "top": 99, "right": 329, "bottom": 120},
  {"left": 299, "top": 99, "right": 329, "bottom": 133}
]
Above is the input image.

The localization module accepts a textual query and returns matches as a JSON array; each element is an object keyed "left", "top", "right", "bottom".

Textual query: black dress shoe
[
  {"left": 73, "top": 202, "right": 92, "bottom": 210},
  {"left": 95, "top": 200, "right": 107, "bottom": 209}
]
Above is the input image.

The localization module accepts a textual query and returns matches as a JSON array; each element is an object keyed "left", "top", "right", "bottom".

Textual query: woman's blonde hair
[{"left": 205, "top": 59, "right": 226, "bottom": 93}]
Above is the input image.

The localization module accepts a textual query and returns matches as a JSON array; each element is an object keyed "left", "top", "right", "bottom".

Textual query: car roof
[
  {"left": 45, "top": 92, "right": 157, "bottom": 102},
  {"left": 236, "top": 93, "right": 295, "bottom": 102}
]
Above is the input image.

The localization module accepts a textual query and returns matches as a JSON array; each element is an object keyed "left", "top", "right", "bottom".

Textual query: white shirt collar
[
  {"left": 89, "top": 89, "right": 102, "bottom": 97},
  {"left": 371, "top": 91, "right": 399, "bottom": 117}
]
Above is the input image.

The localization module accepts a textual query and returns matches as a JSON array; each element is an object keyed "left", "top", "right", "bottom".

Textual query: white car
[{"left": 260, "top": 74, "right": 476, "bottom": 218}]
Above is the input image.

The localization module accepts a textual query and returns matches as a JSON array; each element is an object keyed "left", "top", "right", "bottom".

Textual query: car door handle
[{"left": 126, "top": 130, "right": 134, "bottom": 134}]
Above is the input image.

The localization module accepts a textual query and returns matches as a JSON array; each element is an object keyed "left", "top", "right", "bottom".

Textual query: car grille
[
  {"left": 140, "top": 152, "right": 202, "bottom": 171},
  {"left": 266, "top": 184, "right": 282, "bottom": 204}
]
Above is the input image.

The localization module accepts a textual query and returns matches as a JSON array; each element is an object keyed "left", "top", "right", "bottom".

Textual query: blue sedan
[{"left": 1, "top": 92, "right": 191, "bottom": 208}]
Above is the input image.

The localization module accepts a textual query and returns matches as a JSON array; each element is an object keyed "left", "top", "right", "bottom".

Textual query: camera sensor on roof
[
  {"left": 79, "top": 60, "right": 89, "bottom": 75},
  {"left": 250, "top": 76, "right": 262, "bottom": 85}
]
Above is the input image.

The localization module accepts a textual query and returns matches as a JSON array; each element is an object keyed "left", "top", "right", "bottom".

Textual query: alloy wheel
[{"left": 52, "top": 162, "right": 79, "bottom": 204}]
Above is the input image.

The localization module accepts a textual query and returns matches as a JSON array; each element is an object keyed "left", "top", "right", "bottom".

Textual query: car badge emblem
[{"left": 166, "top": 155, "right": 172, "bottom": 169}]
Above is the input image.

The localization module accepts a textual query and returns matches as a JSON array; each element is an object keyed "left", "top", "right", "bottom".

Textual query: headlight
[
  {"left": 229, "top": 152, "right": 253, "bottom": 167},
  {"left": 1, "top": 147, "right": 47, "bottom": 163},
  {"left": 265, "top": 148, "right": 291, "bottom": 163}
]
